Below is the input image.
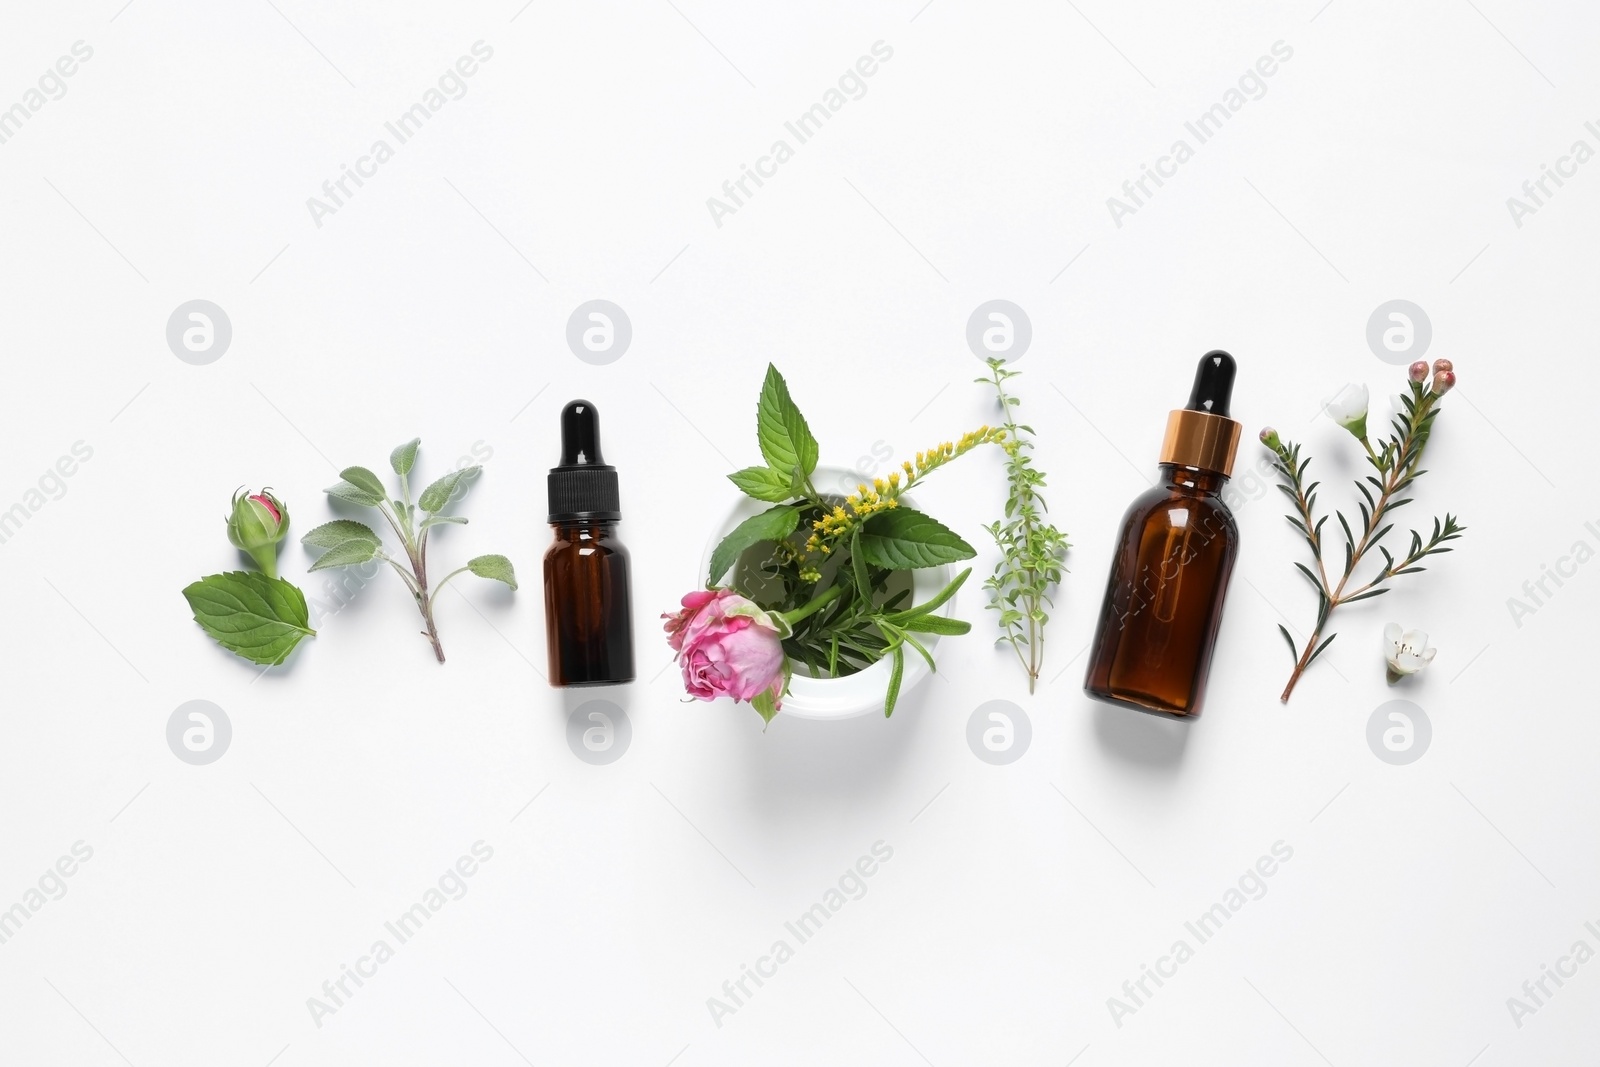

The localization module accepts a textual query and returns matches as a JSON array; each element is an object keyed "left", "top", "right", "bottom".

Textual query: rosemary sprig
[
  {"left": 979, "top": 358, "right": 1069, "bottom": 693},
  {"left": 1263, "top": 361, "right": 1465, "bottom": 702}
]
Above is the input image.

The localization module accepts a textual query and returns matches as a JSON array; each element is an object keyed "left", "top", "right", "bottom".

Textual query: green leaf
[
  {"left": 728, "top": 465, "right": 795, "bottom": 503},
  {"left": 755, "top": 365, "right": 818, "bottom": 478},
  {"left": 301, "top": 519, "right": 381, "bottom": 550},
  {"left": 340, "top": 466, "right": 388, "bottom": 500},
  {"left": 419, "top": 466, "right": 481, "bottom": 512},
  {"left": 390, "top": 438, "right": 421, "bottom": 477},
  {"left": 466, "top": 554, "right": 518, "bottom": 591},
  {"left": 751, "top": 689, "right": 780, "bottom": 724},
  {"left": 324, "top": 480, "right": 384, "bottom": 508},
  {"left": 307, "top": 538, "right": 380, "bottom": 572},
  {"left": 850, "top": 528, "right": 871, "bottom": 599},
  {"left": 421, "top": 515, "right": 468, "bottom": 530},
  {"left": 708, "top": 505, "right": 799, "bottom": 585},
  {"left": 857, "top": 508, "right": 976, "bottom": 570},
  {"left": 883, "top": 646, "right": 905, "bottom": 717},
  {"left": 1277, "top": 624, "right": 1298, "bottom": 660},
  {"left": 882, "top": 567, "right": 971, "bottom": 624},
  {"left": 182, "top": 571, "right": 315, "bottom": 666},
  {"left": 900, "top": 614, "right": 971, "bottom": 635}
]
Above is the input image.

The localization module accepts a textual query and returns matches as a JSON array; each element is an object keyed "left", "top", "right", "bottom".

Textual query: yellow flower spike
[
  {"left": 857, "top": 484, "right": 869, "bottom": 495},
  {"left": 888, "top": 471, "right": 900, "bottom": 486}
]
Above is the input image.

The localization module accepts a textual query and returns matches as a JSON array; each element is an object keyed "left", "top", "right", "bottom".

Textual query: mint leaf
[
  {"left": 340, "top": 466, "right": 388, "bottom": 499},
  {"left": 756, "top": 365, "right": 818, "bottom": 479},
  {"left": 390, "top": 438, "right": 420, "bottom": 477},
  {"left": 419, "top": 466, "right": 480, "bottom": 512},
  {"left": 708, "top": 504, "right": 798, "bottom": 585},
  {"left": 466, "top": 554, "right": 517, "bottom": 590},
  {"left": 325, "top": 480, "right": 384, "bottom": 508},
  {"left": 307, "top": 538, "right": 380, "bottom": 572},
  {"left": 728, "top": 466, "right": 795, "bottom": 503},
  {"left": 183, "top": 571, "right": 315, "bottom": 666},
  {"left": 301, "top": 519, "right": 381, "bottom": 550},
  {"left": 858, "top": 508, "right": 976, "bottom": 569}
]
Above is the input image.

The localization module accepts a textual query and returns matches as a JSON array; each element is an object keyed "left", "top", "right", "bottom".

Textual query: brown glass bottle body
[
  {"left": 543, "top": 523, "right": 635, "bottom": 686},
  {"left": 1084, "top": 464, "right": 1238, "bottom": 718}
]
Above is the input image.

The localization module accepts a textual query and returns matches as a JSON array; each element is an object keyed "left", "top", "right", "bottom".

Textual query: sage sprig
[
  {"left": 302, "top": 438, "right": 516, "bottom": 663},
  {"left": 978, "top": 358, "right": 1068, "bottom": 693},
  {"left": 1263, "top": 359, "right": 1465, "bottom": 702}
]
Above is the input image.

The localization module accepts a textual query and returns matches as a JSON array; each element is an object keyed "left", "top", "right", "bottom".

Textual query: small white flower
[
  {"left": 1324, "top": 383, "right": 1370, "bottom": 438},
  {"left": 1384, "top": 623, "right": 1436, "bottom": 683}
]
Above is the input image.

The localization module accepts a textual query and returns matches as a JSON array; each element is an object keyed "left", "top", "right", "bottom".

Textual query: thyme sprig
[{"left": 978, "top": 358, "right": 1069, "bottom": 693}]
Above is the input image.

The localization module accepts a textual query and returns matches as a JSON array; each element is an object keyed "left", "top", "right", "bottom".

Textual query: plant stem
[
  {"left": 429, "top": 566, "right": 470, "bottom": 604},
  {"left": 406, "top": 534, "right": 445, "bottom": 663},
  {"left": 781, "top": 584, "right": 843, "bottom": 626}
]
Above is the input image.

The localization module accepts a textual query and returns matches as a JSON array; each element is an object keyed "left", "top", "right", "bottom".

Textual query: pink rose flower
[{"left": 663, "top": 589, "right": 787, "bottom": 707}]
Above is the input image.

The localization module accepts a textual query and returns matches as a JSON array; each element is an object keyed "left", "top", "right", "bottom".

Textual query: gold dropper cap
[{"left": 1157, "top": 350, "right": 1241, "bottom": 477}]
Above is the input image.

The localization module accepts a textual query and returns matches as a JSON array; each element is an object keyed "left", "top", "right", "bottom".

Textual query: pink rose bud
[
  {"left": 662, "top": 588, "right": 787, "bottom": 708},
  {"left": 1432, "top": 358, "right": 1453, "bottom": 374},
  {"left": 227, "top": 488, "right": 290, "bottom": 578},
  {"left": 1409, "top": 361, "right": 1429, "bottom": 383},
  {"left": 1432, "top": 369, "right": 1456, "bottom": 395}
]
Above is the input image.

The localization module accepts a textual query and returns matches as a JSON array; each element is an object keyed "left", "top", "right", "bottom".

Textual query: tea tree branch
[{"left": 1264, "top": 362, "right": 1464, "bottom": 702}]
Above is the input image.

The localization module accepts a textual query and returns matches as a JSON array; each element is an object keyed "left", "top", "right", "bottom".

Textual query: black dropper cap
[
  {"left": 548, "top": 400, "right": 621, "bottom": 523},
  {"left": 1184, "top": 350, "right": 1236, "bottom": 418}
]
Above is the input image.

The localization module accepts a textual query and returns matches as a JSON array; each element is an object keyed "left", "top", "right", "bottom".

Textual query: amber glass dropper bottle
[
  {"left": 543, "top": 400, "right": 635, "bottom": 687},
  {"left": 1084, "top": 351, "right": 1242, "bottom": 718}
]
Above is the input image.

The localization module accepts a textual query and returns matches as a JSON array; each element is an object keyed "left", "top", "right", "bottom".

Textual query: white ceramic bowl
[{"left": 698, "top": 466, "right": 957, "bottom": 720}]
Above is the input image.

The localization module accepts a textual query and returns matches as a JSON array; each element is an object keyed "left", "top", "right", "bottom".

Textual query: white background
[{"left": 0, "top": 1, "right": 1594, "bottom": 1064}]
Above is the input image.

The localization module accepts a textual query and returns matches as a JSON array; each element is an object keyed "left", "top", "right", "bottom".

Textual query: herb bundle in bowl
[{"left": 664, "top": 365, "right": 1004, "bottom": 723}]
